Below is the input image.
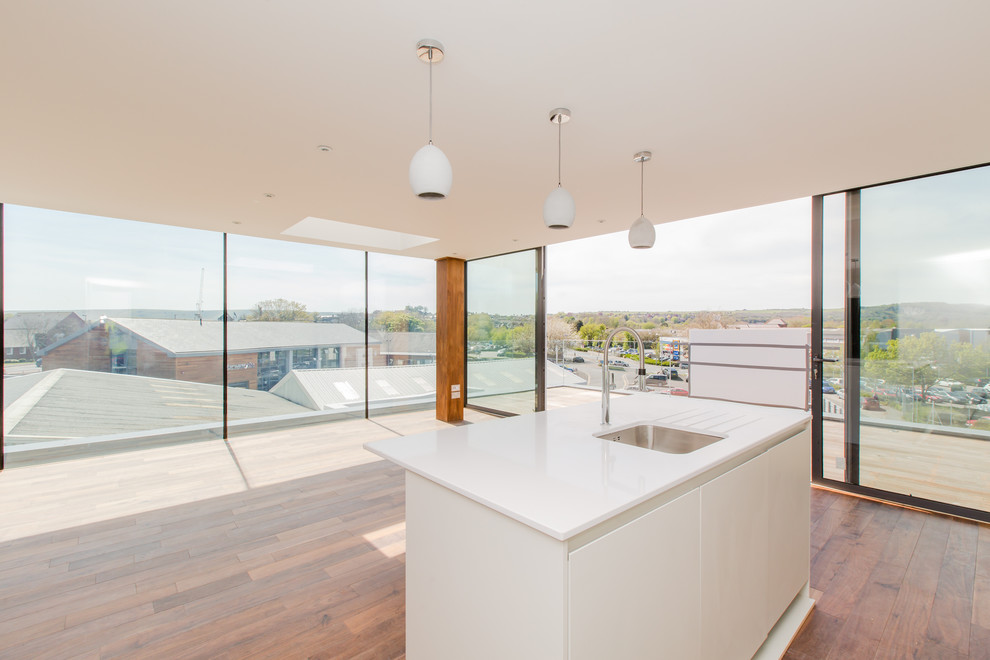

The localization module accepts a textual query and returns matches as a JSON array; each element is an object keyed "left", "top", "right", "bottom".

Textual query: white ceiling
[{"left": 1, "top": 1, "right": 988, "bottom": 260}]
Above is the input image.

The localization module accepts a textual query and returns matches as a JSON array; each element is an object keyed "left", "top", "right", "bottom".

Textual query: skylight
[{"left": 282, "top": 217, "right": 438, "bottom": 251}]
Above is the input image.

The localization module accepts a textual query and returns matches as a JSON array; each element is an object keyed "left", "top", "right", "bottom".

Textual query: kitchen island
[{"left": 365, "top": 393, "right": 813, "bottom": 660}]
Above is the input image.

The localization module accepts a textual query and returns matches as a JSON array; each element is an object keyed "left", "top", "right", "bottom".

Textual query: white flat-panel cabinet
[
  {"left": 402, "top": 427, "right": 811, "bottom": 660},
  {"left": 569, "top": 490, "right": 701, "bottom": 660},
  {"left": 700, "top": 452, "right": 770, "bottom": 660},
  {"left": 766, "top": 431, "right": 811, "bottom": 631}
]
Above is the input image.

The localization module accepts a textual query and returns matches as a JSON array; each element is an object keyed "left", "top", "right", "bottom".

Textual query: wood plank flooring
[
  {"left": 2, "top": 403, "right": 990, "bottom": 658},
  {"left": 786, "top": 488, "right": 990, "bottom": 660},
  {"left": 0, "top": 459, "right": 409, "bottom": 659}
]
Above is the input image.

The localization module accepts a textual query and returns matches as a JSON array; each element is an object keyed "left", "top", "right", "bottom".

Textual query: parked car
[
  {"left": 646, "top": 373, "right": 668, "bottom": 386},
  {"left": 925, "top": 391, "right": 953, "bottom": 404},
  {"left": 670, "top": 387, "right": 689, "bottom": 397},
  {"left": 572, "top": 356, "right": 584, "bottom": 363},
  {"left": 822, "top": 383, "right": 836, "bottom": 394}
]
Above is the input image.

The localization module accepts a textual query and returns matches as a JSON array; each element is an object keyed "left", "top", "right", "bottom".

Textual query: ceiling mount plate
[
  {"left": 416, "top": 39, "right": 445, "bottom": 63},
  {"left": 633, "top": 151, "right": 652, "bottom": 163},
  {"left": 549, "top": 108, "right": 571, "bottom": 124}
]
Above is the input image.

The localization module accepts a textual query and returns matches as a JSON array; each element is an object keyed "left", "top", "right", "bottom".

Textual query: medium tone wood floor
[
  {"left": 2, "top": 401, "right": 989, "bottom": 658},
  {"left": 786, "top": 488, "right": 990, "bottom": 660}
]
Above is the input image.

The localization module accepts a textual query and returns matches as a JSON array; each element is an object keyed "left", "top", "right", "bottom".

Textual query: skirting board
[{"left": 753, "top": 583, "right": 816, "bottom": 660}]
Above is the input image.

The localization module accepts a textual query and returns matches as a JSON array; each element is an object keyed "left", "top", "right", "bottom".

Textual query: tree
[
  {"left": 374, "top": 311, "right": 428, "bottom": 333},
  {"left": 546, "top": 316, "right": 578, "bottom": 361},
  {"left": 467, "top": 313, "right": 494, "bottom": 343},
  {"left": 578, "top": 322, "right": 607, "bottom": 346},
  {"left": 509, "top": 323, "right": 535, "bottom": 355},
  {"left": 247, "top": 299, "right": 313, "bottom": 322},
  {"left": 691, "top": 311, "right": 725, "bottom": 329}
]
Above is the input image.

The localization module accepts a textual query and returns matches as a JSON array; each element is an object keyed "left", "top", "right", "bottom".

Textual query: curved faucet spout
[{"left": 601, "top": 326, "right": 648, "bottom": 425}]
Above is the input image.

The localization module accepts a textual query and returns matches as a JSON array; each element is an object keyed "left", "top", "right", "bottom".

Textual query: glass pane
[
  {"left": 368, "top": 253, "right": 436, "bottom": 417},
  {"left": 859, "top": 166, "right": 990, "bottom": 513},
  {"left": 3, "top": 205, "right": 222, "bottom": 464},
  {"left": 226, "top": 236, "right": 366, "bottom": 433},
  {"left": 546, "top": 199, "right": 811, "bottom": 411},
  {"left": 466, "top": 250, "right": 537, "bottom": 414},
  {"left": 821, "top": 193, "right": 846, "bottom": 481}
]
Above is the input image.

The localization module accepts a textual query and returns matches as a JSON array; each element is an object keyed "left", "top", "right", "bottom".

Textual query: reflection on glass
[
  {"left": 368, "top": 253, "right": 436, "bottom": 417},
  {"left": 466, "top": 250, "right": 538, "bottom": 414},
  {"left": 821, "top": 193, "right": 846, "bottom": 481},
  {"left": 858, "top": 166, "right": 990, "bottom": 513},
  {"left": 226, "top": 235, "right": 366, "bottom": 434},
  {"left": 2, "top": 205, "right": 223, "bottom": 462}
]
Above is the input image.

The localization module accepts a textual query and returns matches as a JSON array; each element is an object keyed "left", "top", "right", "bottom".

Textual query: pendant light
[
  {"left": 409, "top": 39, "right": 452, "bottom": 199},
  {"left": 628, "top": 150, "right": 656, "bottom": 249},
  {"left": 543, "top": 108, "right": 575, "bottom": 229}
]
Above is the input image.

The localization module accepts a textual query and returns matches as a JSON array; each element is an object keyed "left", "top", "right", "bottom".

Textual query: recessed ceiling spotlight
[
  {"left": 263, "top": 193, "right": 275, "bottom": 198},
  {"left": 232, "top": 221, "right": 242, "bottom": 225},
  {"left": 317, "top": 145, "right": 333, "bottom": 152}
]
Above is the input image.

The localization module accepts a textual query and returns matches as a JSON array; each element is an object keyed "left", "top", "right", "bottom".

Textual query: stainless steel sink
[{"left": 594, "top": 424, "right": 724, "bottom": 454}]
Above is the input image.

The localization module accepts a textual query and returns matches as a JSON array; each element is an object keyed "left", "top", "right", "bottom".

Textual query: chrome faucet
[{"left": 601, "top": 326, "right": 647, "bottom": 425}]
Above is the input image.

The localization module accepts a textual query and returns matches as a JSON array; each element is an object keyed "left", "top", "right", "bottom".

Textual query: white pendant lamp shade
[
  {"left": 410, "top": 143, "right": 452, "bottom": 199},
  {"left": 544, "top": 186, "right": 575, "bottom": 229},
  {"left": 628, "top": 214, "right": 656, "bottom": 249},
  {"left": 544, "top": 107, "right": 574, "bottom": 229},
  {"left": 410, "top": 39, "right": 451, "bottom": 200},
  {"left": 628, "top": 150, "right": 655, "bottom": 248}
]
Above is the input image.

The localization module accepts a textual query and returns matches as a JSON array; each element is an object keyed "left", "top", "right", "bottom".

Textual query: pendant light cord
[
  {"left": 428, "top": 48, "right": 434, "bottom": 144},
  {"left": 557, "top": 119, "right": 562, "bottom": 187},
  {"left": 639, "top": 160, "right": 646, "bottom": 216}
]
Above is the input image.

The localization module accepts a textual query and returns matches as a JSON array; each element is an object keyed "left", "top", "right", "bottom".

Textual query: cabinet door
[
  {"left": 569, "top": 490, "right": 701, "bottom": 660},
  {"left": 766, "top": 429, "right": 811, "bottom": 630},
  {"left": 700, "top": 454, "right": 769, "bottom": 660}
]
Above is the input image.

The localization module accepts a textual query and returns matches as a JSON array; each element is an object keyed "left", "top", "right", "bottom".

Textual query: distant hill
[{"left": 556, "top": 302, "right": 990, "bottom": 330}]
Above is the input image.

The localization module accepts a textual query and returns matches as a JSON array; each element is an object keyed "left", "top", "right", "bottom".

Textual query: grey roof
[
  {"left": 4, "top": 312, "right": 85, "bottom": 349},
  {"left": 41, "top": 317, "right": 377, "bottom": 357},
  {"left": 3, "top": 369, "right": 311, "bottom": 444},
  {"left": 272, "top": 358, "right": 584, "bottom": 411},
  {"left": 3, "top": 312, "right": 80, "bottom": 331},
  {"left": 374, "top": 331, "right": 436, "bottom": 356}
]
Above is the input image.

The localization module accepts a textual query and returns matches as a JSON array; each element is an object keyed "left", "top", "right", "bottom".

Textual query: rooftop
[{"left": 41, "top": 318, "right": 374, "bottom": 357}]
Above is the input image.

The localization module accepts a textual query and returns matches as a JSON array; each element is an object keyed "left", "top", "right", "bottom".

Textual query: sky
[{"left": 5, "top": 164, "right": 989, "bottom": 316}]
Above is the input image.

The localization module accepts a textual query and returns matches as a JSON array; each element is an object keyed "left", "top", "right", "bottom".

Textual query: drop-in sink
[{"left": 594, "top": 424, "right": 724, "bottom": 454}]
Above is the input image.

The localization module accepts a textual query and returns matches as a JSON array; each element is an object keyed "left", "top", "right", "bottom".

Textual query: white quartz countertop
[{"left": 364, "top": 393, "right": 810, "bottom": 541}]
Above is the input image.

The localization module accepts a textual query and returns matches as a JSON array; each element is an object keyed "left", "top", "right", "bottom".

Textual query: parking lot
[{"left": 549, "top": 348, "right": 687, "bottom": 393}]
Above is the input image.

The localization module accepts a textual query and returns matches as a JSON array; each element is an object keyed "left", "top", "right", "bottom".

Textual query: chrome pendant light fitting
[
  {"left": 409, "top": 39, "right": 452, "bottom": 199},
  {"left": 543, "top": 108, "right": 575, "bottom": 229},
  {"left": 628, "top": 150, "right": 656, "bottom": 249}
]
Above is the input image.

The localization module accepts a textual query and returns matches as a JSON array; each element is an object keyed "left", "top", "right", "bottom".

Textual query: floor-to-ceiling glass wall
[
  {"left": 819, "top": 193, "right": 847, "bottom": 481},
  {"left": 226, "top": 235, "right": 367, "bottom": 433},
  {"left": 2, "top": 205, "right": 446, "bottom": 466},
  {"left": 466, "top": 249, "right": 541, "bottom": 415},
  {"left": 813, "top": 164, "right": 990, "bottom": 519},
  {"left": 368, "top": 252, "right": 436, "bottom": 417},
  {"left": 546, "top": 199, "right": 812, "bottom": 410},
  {"left": 2, "top": 205, "right": 223, "bottom": 463}
]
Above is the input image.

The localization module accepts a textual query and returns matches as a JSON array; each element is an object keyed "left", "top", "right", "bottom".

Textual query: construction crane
[{"left": 195, "top": 267, "right": 205, "bottom": 325}]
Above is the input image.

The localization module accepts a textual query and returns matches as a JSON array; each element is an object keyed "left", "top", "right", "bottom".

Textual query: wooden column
[{"left": 436, "top": 257, "right": 466, "bottom": 422}]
